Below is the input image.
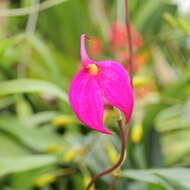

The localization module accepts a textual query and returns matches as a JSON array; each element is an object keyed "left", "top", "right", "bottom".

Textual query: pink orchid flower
[{"left": 69, "top": 34, "right": 134, "bottom": 135}]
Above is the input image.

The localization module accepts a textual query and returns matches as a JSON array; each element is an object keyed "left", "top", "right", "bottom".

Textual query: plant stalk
[
  {"left": 107, "top": 0, "right": 134, "bottom": 189},
  {"left": 125, "top": 0, "right": 134, "bottom": 85},
  {"left": 85, "top": 120, "right": 126, "bottom": 190}
]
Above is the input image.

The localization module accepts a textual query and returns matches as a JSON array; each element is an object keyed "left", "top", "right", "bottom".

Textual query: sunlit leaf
[
  {"left": 0, "top": 79, "right": 68, "bottom": 102},
  {"left": 0, "top": 155, "right": 56, "bottom": 177},
  {"left": 119, "top": 168, "right": 190, "bottom": 189}
]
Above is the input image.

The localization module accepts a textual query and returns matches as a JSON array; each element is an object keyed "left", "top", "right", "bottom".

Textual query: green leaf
[
  {"left": 155, "top": 104, "right": 190, "bottom": 133},
  {"left": 0, "top": 132, "right": 29, "bottom": 156},
  {"left": 0, "top": 155, "right": 56, "bottom": 177},
  {"left": 0, "top": 34, "right": 24, "bottom": 56},
  {"left": 155, "top": 104, "right": 190, "bottom": 165},
  {"left": 0, "top": 97, "right": 14, "bottom": 110},
  {"left": 10, "top": 166, "right": 55, "bottom": 189},
  {"left": 164, "top": 72, "right": 190, "bottom": 99},
  {"left": 28, "top": 111, "right": 59, "bottom": 126},
  {"left": 160, "top": 129, "right": 190, "bottom": 165},
  {"left": 0, "top": 79, "right": 68, "bottom": 102},
  {"left": 119, "top": 168, "right": 190, "bottom": 189},
  {"left": 120, "top": 169, "right": 159, "bottom": 184},
  {"left": 0, "top": 116, "right": 68, "bottom": 152},
  {"left": 134, "top": 0, "right": 161, "bottom": 29},
  {"left": 26, "top": 35, "right": 66, "bottom": 87}
]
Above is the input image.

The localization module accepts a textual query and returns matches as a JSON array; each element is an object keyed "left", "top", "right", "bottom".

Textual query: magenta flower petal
[
  {"left": 69, "top": 69, "right": 112, "bottom": 135},
  {"left": 96, "top": 61, "right": 134, "bottom": 123}
]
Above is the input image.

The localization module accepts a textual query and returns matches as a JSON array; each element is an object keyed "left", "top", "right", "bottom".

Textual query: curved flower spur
[{"left": 69, "top": 34, "right": 134, "bottom": 134}]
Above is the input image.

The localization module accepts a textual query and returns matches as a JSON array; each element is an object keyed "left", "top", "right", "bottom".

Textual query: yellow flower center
[{"left": 88, "top": 64, "right": 98, "bottom": 75}]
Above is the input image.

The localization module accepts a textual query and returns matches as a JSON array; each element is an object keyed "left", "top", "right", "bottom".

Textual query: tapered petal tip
[{"left": 94, "top": 128, "right": 112, "bottom": 135}]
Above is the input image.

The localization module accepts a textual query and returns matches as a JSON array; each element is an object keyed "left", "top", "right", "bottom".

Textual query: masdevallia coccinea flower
[{"left": 69, "top": 34, "right": 134, "bottom": 135}]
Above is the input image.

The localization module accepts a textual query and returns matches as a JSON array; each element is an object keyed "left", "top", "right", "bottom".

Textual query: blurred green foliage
[{"left": 0, "top": 0, "right": 190, "bottom": 189}]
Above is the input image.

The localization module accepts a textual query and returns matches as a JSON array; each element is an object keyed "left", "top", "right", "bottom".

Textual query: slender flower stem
[
  {"left": 125, "top": 0, "right": 134, "bottom": 85},
  {"left": 85, "top": 120, "right": 126, "bottom": 190},
  {"left": 124, "top": 0, "right": 134, "bottom": 148},
  {"left": 107, "top": 1, "right": 134, "bottom": 189}
]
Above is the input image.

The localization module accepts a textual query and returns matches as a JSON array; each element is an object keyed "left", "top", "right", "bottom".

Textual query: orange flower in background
[
  {"left": 131, "top": 29, "right": 143, "bottom": 49},
  {"left": 110, "top": 22, "right": 128, "bottom": 51},
  {"left": 89, "top": 37, "right": 102, "bottom": 57},
  {"left": 124, "top": 52, "right": 149, "bottom": 73},
  {"left": 109, "top": 21, "right": 147, "bottom": 74},
  {"left": 110, "top": 21, "right": 143, "bottom": 51},
  {"left": 134, "top": 84, "right": 154, "bottom": 100}
]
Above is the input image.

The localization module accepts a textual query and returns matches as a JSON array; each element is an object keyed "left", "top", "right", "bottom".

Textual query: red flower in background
[
  {"left": 110, "top": 22, "right": 143, "bottom": 51},
  {"left": 89, "top": 37, "right": 102, "bottom": 57},
  {"left": 124, "top": 52, "right": 148, "bottom": 73},
  {"left": 87, "top": 21, "right": 148, "bottom": 75},
  {"left": 109, "top": 21, "right": 148, "bottom": 74}
]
